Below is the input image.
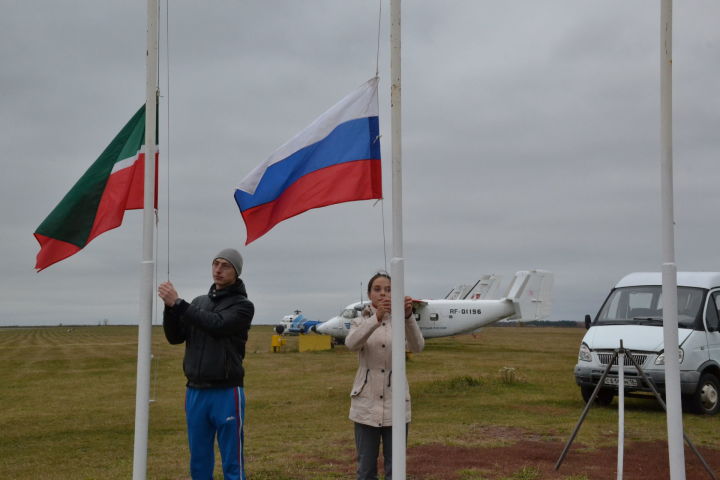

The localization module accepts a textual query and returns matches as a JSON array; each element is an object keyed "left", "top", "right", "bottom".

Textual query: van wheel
[
  {"left": 689, "top": 373, "right": 720, "bottom": 415},
  {"left": 581, "top": 386, "right": 614, "bottom": 406}
]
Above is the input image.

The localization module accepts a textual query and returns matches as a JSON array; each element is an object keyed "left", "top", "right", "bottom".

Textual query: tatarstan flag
[{"left": 34, "top": 105, "right": 158, "bottom": 271}]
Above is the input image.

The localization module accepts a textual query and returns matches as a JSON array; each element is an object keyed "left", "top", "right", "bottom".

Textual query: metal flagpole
[
  {"left": 617, "top": 341, "right": 624, "bottom": 480},
  {"left": 659, "top": 2, "right": 686, "bottom": 479},
  {"left": 389, "top": 0, "right": 407, "bottom": 478},
  {"left": 132, "top": 0, "right": 158, "bottom": 478}
]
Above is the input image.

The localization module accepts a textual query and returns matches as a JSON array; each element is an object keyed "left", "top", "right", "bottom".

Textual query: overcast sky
[{"left": 2, "top": 1, "right": 720, "bottom": 327}]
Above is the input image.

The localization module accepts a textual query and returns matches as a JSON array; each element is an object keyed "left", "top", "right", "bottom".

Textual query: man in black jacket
[{"left": 159, "top": 248, "right": 254, "bottom": 480}]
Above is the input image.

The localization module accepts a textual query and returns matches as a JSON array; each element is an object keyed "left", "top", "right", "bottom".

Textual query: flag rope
[
  {"left": 163, "top": 0, "right": 172, "bottom": 282},
  {"left": 380, "top": 199, "right": 388, "bottom": 272},
  {"left": 375, "top": 0, "right": 382, "bottom": 77},
  {"left": 375, "top": 0, "right": 386, "bottom": 271},
  {"left": 150, "top": 0, "right": 171, "bottom": 404}
]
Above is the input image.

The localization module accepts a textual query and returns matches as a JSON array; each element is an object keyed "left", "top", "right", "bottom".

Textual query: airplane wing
[{"left": 411, "top": 298, "right": 428, "bottom": 306}]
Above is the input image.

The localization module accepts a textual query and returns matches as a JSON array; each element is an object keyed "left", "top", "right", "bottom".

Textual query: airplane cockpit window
[{"left": 342, "top": 309, "right": 357, "bottom": 319}]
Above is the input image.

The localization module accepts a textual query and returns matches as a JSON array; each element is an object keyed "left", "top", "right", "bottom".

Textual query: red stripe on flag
[
  {"left": 34, "top": 152, "right": 158, "bottom": 271},
  {"left": 33, "top": 234, "right": 82, "bottom": 271},
  {"left": 240, "top": 159, "right": 381, "bottom": 244},
  {"left": 87, "top": 152, "right": 158, "bottom": 243}
]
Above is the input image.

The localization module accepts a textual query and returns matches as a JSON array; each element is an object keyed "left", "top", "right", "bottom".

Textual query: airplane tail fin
[
  {"left": 464, "top": 274, "right": 503, "bottom": 299},
  {"left": 504, "top": 270, "right": 554, "bottom": 320},
  {"left": 444, "top": 284, "right": 472, "bottom": 300},
  {"left": 444, "top": 274, "right": 504, "bottom": 300}
]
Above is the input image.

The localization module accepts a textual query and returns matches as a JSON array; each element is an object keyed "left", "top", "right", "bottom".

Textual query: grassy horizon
[{"left": 0, "top": 325, "right": 717, "bottom": 479}]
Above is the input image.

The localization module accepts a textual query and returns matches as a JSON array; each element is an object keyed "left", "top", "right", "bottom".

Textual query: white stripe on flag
[
  {"left": 111, "top": 152, "right": 141, "bottom": 174},
  {"left": 236, "top": 77, "right": 379, "bottom": 195}
]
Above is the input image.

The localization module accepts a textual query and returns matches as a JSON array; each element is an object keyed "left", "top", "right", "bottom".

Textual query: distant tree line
[{"left": 497, "top": 320, "right": 581, "bottom": 328}]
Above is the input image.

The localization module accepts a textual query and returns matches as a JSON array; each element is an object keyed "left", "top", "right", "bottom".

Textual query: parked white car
[{"left": 574, "top": 272, "right": 720, "bottom": 415}]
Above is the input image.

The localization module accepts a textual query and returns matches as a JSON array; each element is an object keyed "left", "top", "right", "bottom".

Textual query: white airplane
[
  {"left": 314, "top": 270, "right": 553, "bottom": 340},
  {"left": 314, "top": 274, "right": 504, "bottom": 338}
]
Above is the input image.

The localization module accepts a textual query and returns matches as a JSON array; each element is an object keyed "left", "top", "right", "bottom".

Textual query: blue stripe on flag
[{"left": 235, "top": 116, "right": 379, "bottom": 210}]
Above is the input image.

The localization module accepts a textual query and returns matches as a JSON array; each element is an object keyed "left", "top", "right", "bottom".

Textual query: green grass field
[{"left": 0, "top": 325, "right": 717, "bottom": 479}]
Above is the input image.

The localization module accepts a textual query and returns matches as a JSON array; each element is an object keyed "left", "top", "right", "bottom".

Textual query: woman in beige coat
[{"left": 345, "top": 272, "right": 425, "bottom": 480}]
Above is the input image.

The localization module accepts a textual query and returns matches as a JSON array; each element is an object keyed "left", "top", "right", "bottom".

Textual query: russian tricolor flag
[{"left": 235, "top": 77, "right": 382, "bottom": 244}]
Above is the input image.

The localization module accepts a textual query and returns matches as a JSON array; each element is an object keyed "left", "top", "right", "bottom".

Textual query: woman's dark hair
[{"left": 367, "top": 272, "right": 391, "bottom": 295}]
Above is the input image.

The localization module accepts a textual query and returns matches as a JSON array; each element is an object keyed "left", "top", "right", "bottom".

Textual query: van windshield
[{"left": 595, "top": 286, "right": 704, "bottom": 328}]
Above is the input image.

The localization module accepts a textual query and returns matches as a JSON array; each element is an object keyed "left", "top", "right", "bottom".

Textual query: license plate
[{"left": 604, "top": 376, "right": 638, "bottom": 387}]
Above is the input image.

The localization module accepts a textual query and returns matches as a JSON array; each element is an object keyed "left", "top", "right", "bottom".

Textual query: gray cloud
[{"left": 3, "top": 1, "right": 720, "bottom": 329}]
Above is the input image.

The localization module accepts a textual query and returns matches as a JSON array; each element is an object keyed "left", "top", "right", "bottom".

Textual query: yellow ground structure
[{"left": 298, "top": 334, "right": 332, "bottom": 352}]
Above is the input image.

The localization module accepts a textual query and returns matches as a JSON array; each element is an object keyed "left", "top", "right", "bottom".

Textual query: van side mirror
[{"left": 584, "top": 314, "right": 592, "bottom": 330}]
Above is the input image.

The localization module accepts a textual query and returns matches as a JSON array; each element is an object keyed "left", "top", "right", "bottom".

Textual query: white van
[{"left": 574, "top": 272, "right": 720, "bottom": 415}]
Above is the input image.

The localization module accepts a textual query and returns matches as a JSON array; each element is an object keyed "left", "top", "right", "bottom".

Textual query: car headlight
[
  {"left": 655, "top": 348, "right": 684, "bottom": 365},
  {"left": 578, "top": 343, "right": 592, "bottom": 362}
]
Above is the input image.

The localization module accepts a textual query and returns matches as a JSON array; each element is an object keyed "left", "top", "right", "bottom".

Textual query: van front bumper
[{"left": 574, "top": 364, "right": 699, "bottom": 395}]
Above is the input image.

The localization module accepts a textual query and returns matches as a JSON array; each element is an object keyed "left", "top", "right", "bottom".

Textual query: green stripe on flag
[{"left": 35, "top": 105, "right": 146, "bottom": 247}]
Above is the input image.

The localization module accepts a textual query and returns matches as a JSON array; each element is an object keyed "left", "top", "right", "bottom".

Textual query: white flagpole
[
  {"left": 617, "top": 342, "right": 624, "bottom": 480},
  {"left": 389, "top": 0, "right": 407, "bottom": 478},
  {"left": 132, "top": 0, "right": 158, "bottom": 478},
  {"left": 659, "top": 2, "right": 686, "bottom": 479}
]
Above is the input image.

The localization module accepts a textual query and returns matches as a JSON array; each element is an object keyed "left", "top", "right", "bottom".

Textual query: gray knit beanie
[{"left": 214, "top": 248, "right": 243, "bottom": 277}]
